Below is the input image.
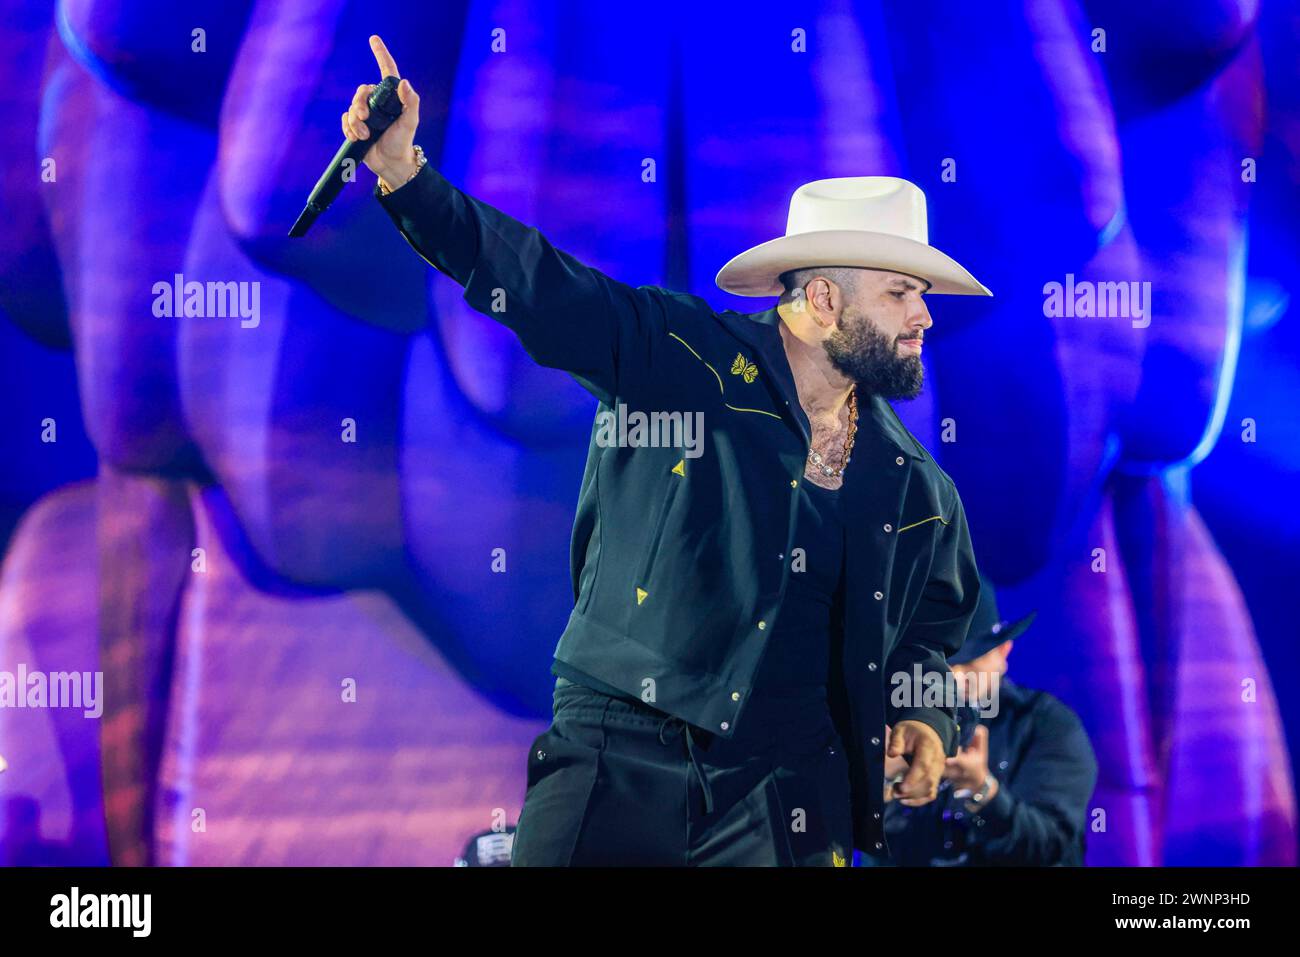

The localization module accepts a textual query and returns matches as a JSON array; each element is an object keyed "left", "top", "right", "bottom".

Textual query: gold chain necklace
[{"left": 807, "top": 388, "right": 858, "bottom": 478}]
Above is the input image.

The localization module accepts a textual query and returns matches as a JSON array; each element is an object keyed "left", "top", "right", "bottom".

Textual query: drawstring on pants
[{"left": 658, "top": 715, "right": 714, "bottom": 815}]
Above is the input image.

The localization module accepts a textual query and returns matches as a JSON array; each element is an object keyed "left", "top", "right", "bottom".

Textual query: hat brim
[
  {"left": 949, "top": 610, "right": 1037, "bottom": 665},
  {"left": 714, "top": 229, "right": 992, "bottom": 297}
]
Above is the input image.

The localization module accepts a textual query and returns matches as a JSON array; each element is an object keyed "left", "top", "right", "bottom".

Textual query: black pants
[{"left": 511, "top": 679, "right": 854, "bottom": 866}]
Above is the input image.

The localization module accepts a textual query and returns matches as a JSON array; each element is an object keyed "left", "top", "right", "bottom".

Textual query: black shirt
[{"left": 752, "top": 478, "right": 846, "bottom": 692}]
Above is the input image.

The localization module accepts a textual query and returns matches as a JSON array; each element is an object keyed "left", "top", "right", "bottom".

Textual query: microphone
[{"left": 288, "top": 75, "right": 404, "bottom": 237}]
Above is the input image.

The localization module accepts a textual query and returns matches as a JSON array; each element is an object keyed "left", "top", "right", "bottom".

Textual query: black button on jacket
[{"left": 378, "top": 163, "right": 983, "bottom": 855}]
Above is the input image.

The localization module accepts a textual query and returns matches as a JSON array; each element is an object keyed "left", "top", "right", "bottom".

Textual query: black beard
[{"left": 824, "top": 312, "right": 924, "bottom": 399}]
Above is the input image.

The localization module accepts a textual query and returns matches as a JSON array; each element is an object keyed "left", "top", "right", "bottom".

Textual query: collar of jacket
[{"left": 717, "top": 305, "right": 927, "bottom": 462}]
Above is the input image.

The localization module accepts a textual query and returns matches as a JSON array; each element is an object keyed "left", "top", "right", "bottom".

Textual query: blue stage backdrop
[{"left": 0, "top": 0, "right": 1295, "bottom": 866}]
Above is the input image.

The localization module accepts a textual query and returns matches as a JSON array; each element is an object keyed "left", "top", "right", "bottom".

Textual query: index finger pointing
[{"left": 369, "top": 35, "right": 400, "bottom": 79}]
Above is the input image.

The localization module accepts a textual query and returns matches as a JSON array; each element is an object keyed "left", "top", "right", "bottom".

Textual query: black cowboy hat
[{"left": 948, "top": 574, "right": 1037, "bottom": 665}]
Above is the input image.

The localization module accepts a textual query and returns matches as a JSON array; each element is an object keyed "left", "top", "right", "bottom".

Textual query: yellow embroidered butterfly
[{"left": 730, "top": 352, "right": 758, "bottom": 384}]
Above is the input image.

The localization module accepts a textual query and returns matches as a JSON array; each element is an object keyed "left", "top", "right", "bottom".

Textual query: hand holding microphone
[
  {"left": 344, "top": 36, "right": 422, "bottom": 187},
  {"left": 288, "top": 35, "right": 422, "bottom": 236}
]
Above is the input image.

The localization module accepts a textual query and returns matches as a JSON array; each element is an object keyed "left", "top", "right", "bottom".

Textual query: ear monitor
[{"left": 289, "top": 76, "right": 404, "bottom": 237}]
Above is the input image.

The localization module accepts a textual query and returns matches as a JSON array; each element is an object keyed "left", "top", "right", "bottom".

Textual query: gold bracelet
[{"left": 378, "top": 145, "right": 426, "bottom": 196}]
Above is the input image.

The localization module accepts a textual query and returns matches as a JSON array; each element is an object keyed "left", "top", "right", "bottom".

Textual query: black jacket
[
  {"left": 377, "top": 163, "right": 982, "bottom": 855},
  {"left": 877, "top": 678, "right": 1099, "bottom": 865}
]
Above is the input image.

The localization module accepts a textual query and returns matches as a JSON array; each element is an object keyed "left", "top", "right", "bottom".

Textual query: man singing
[{"left": 345, "top": 36, "right": 987, "bottom": 866}]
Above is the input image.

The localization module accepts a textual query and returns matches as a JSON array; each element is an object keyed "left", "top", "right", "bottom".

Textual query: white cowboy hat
[{"left": 715, "top": 176, "right": 992, "bottom": 298}]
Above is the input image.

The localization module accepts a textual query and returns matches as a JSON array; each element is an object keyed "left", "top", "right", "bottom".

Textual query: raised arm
[{"left": 344, "top": 36, "right": 671, "bottom": 404}]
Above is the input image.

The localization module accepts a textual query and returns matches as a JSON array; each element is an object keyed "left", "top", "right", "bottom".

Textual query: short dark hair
[{"left": 779, "top": 266, "right": 861, "bottom": 297}]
